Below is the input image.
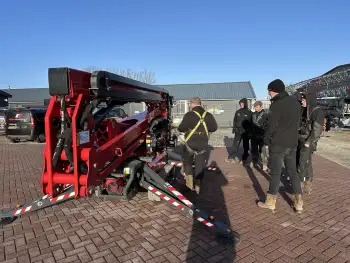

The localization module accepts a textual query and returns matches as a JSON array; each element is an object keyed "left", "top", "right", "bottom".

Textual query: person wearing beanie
[
  {"left": 257, "top": 79, "right": 304, "bottom": 214},
  {"left": 225, "top": 98, "right": 252, "bottom": 164}
]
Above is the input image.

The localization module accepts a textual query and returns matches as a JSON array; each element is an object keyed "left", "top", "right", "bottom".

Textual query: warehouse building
[
  {"left": 0, "top": 90, "right": 12, "bottom": 108},
  {"left": 1, "top": 81, "right": 256, "bottom": 127},
  {"left": 162, "top": 82, "right": 256, "bottom": 127}
]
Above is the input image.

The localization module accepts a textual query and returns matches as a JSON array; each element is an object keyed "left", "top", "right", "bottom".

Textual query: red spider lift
[{"left": 0, "top": 67, "right": 238, "bottom": 242}]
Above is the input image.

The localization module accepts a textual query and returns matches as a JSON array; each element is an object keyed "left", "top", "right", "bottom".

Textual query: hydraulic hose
[{"left": 52, "top": 97, "right": 67, "bottom": 169}]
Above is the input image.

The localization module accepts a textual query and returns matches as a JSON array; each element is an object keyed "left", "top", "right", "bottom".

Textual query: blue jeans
[{"left": 268, "top": 145, "right": 302, "bottom": 195}]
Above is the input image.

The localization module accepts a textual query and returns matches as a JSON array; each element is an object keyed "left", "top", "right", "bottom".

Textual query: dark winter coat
[
  {"left": 298, "top": 92, "right": 325, "bottom": 146},
  {"left": 263, "top": 91, "right": 301, "bottom": 148},
  {"left": 178, "top": 106, "right": 218, "bottom": 152},
  {"left": 252, "top": 109, "right": 268, "bottom": 139},
  {"left": 232, "top": 98, "right": 253, "bottom": 134}
]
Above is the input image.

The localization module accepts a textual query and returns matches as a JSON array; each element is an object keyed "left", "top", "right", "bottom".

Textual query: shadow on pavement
[
  {"left": 245, "top": 165, "right": 294, "bottom": 207},
  {"left": 244, "top": 166, "right": 266, "bottom": 201},
  {"left": 223, "top": 135, "right": 252, "bottom": 163},
  {"left": 172, "top": 145, "right": 238, "bottom": 262},
  {"left": 223, "top": 136, "right": 234, "bottom": 158}
]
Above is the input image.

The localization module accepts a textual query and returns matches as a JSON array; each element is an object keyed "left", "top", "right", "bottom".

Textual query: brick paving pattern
[{"left": 0, "top": 136, "right": 350, "bottom": 262}]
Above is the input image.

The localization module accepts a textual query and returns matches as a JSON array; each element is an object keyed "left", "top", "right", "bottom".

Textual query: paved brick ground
[{"left": 1, "top": 137, "right": 350, "bottom": 262}]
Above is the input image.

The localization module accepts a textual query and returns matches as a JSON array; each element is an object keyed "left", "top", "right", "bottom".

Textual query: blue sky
[{"left": 0, "top": 0, "right": 349, "bottom": 98}]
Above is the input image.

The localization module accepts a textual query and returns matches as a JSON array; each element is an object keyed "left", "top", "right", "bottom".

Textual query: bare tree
[{"left": 83, "top": 66, "right": 156, "bottom": 84}]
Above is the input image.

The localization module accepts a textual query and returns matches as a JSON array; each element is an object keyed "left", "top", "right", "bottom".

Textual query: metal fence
[
  {"left": 6, "top": 99, "right": 271, "bottom": 129},
  {"left": 170, "top": 99, "right": 271, "bottom": 128}
]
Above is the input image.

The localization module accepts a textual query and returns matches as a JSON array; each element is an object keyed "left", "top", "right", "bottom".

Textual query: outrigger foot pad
[
  {"left": 216, "top": 229, "right": 241, "bottom": 245},
  {"left": 0, "top": 217, "right": 16, "bottom": 226},
  {"left": 203, "top": 217, "right": 241, "bottom": 244}
]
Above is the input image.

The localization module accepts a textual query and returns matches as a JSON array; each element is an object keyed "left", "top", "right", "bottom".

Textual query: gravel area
[{"left": 316, "top": 130, "right": 350, "bottom": 169}]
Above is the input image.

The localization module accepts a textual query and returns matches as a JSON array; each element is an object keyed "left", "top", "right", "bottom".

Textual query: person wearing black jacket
[
  {"left": 297, "top": 92, "right": 325, "bottom": 194},
  {"left": 257, "top": 79, "right": 304, "bottom": 214},
  {"left": 225, "top": 98, "right": 252, "bottom": 164},
  {"left": 250, "top": 101, "right": 268, "bottom": 168},
  {"left": 178, "top": 97, "right": 218, "bottom": 193}
]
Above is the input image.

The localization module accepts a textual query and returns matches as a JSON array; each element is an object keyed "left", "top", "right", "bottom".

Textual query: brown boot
[
  {"left": 257, "top": 194, "right": 277, "bottom": 212},
  {"left": 303, "top": 180, "right": 312, "bottom": 194},
  {"left": 194, "top": 179, "right": 201, "bottom": 194},
  {"left": 293, "top": 194, "right": 303, "bottom": 214},
  {"left": 185, "top": 175, "right": 194, "bottom": 190}
]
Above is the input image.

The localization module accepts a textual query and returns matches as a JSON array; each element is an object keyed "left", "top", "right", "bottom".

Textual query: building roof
[
  {"left": 159, "top": 81, "right": 256, "bottom": 100},
  {"left": 0, "top": 90, "right": 12, "bottom": 98},
  {"left": 0, "top": 88, "right": 48, "bottom": 102},
  {"left": 323, "top": 63, "right": 350, "bottom": 75},
  {"left": 1, "top": 81, "right": 256, "bottom": 102}
]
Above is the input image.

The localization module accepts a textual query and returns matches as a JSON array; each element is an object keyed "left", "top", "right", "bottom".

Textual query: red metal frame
[
  {"left": 41, "top": 68, "right": 169, "bottom": 198},
  {"left": 1, "top": 67, "right": 237, "bottom": 242}
]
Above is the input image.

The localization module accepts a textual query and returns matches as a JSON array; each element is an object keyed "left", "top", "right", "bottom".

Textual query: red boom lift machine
[{"left": 0, "top": 68, "right": 237, "bottom": 242}]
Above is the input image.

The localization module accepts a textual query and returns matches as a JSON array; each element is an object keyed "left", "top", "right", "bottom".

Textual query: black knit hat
[
  {"left": 253, "top": 101, "right": 262, "bottom": 107},
  {"left": 267, "top": 79, "right": 285, "bottom": 93}
]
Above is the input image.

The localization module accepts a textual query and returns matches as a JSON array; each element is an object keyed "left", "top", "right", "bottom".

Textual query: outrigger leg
[
  {"left": 141, "top": 165, "right": 240, "bottom": 243},
  {"left": 0, "top": 185, "right": 75, "bottom": 226}
]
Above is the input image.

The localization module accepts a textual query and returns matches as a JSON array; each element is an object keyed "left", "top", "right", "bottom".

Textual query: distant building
[
  {"left": 0, "top": 90, "right": 12, "bottom": 108},
  {"left": 289, "top": 63, "right": 350, "bottom": 98},
  {"left": 1, "top": 81, "right": 256, "bottom": 127},
  {"left": 162, "top": 82, "right": 256, "bottom": 127},
  {"left": 0, "top": 88, "right": 49, "bottom": 108}
]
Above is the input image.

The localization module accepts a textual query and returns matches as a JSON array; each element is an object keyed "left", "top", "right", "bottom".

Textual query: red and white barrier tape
[
  {"left": 165, "top": 183, "right": 193, "bottom": 207},
  {"left": 50, "top": 191, "right": 75, "bottom": 203},
  {"left": 196, "top": 216, "right": 214, "bottom": 228},
  {"left": 148, "top": 186, "right": 215, "bottom": 229},
  {"left": 148, "top": 186, "right": 184, "bottom": 209},
  {"left": 13, "top": 206, "right": 32, "bottom": 216},
  {"left": 11, "top": 185, "right": 75, "bottom": 216}
]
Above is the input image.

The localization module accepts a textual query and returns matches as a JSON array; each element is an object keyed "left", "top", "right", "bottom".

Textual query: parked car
[
  {"left": 5, "top": 107, "right": 47, "bottom": 143},
  {"left": 107, "top": 107, "right": 128, "bottom": 120},
  {"left": 93, "top": 106, "right": 128, "bottom": 123},
  {"left": 0, "top": 109, "right": 7, "bottom": 135}
]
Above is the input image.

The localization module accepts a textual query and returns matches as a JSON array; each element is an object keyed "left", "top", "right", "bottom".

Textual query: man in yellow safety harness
[{"left": 178, "top": 97, "right": 218, "bottom": 193}]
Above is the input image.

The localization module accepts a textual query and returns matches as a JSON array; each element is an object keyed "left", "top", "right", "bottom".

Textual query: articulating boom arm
[
  {"left": 42, "top": 67, "right": 173, "bottom": 198},
  {"left": 48, "top": 67, "right": 168, "bottom": 101}
]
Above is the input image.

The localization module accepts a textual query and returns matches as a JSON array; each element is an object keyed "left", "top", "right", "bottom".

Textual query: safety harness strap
[
  {"left": 185, "top": 111, "right": 209, "bottom": 142},
  {"left": 307, "top": 106, "right": 320, "bottom": 121}
]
